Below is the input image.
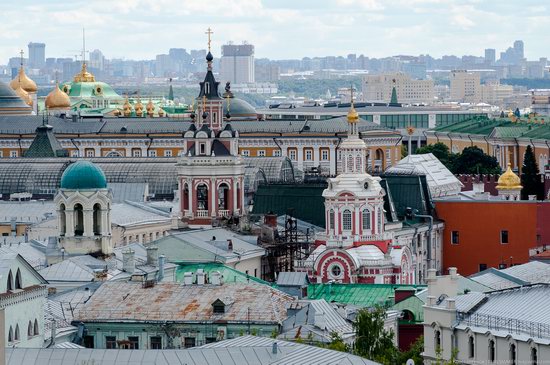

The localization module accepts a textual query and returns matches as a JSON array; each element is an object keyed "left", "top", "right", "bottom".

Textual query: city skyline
[{"left": 1, "top": 0, "right": 549, "bottom": 64}]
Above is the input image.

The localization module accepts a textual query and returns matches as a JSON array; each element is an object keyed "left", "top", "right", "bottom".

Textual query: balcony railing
[
  {"left": 196, "top": 210, "right": 209, "bottom": 218},
  {"left": 457, "top": 312, "right": 550, "bottom": 340},
  {"left": 294, "top": 259, "right": 314, "bottom": 268},
  {"left": 218, "top": 210, "right": 230, "bottom": 218}
]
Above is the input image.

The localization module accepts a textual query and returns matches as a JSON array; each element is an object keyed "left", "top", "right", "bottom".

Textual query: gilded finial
[
  {"left": 205, "top": 27, "right": 213, "bottom": 52},
  {"left": 347, "top": 84, "right": 359, "bottom": 124}
]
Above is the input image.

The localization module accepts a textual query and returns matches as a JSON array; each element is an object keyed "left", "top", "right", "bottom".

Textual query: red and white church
[{"left": 297, "top": 103, "right": 415, "bottom": 284}]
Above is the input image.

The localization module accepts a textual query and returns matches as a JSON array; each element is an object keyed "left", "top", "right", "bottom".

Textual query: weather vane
[{"left": 205, "top": 27, "right": 213, "bottom": 52}]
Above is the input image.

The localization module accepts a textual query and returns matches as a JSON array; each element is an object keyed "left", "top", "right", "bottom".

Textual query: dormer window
[
  {"left": 205, "top": 83, "right": 210, "bottom": 94},
  {"left": 212, "top": 299, "right": 225, "bottom": 314},
  {"left": 200, "top": 143, "right": 206, "bottom": 155}
]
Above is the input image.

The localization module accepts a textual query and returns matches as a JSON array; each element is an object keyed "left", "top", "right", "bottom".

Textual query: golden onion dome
[
  {"left": 73, "top": 63, "right": 96, "bottom": 83},
  {"left": 135, "top": 99, "right": 143, "bottom": 110},
  {"left": 14, "top": 85, "right": 32, "bottom": 106},
  {"left": 45, "top": 82, "right": 71, "bottom": 109},
  {"left": 158, "top": 108, "right": 165, "bottom": 117},
  {"left": 497, "top": 163, "right": 522, "bottom": 190},
  {"left": 113, "top": 109, "right": 121, "bottom": 116},
  {"left": 146, "top": 99, "right": 154, "bottom": 112},
  {"left": 347, "top": 104, "right": 359, "bottom": 124},
  {"left": 10, "top": 67, "right": 37, "bottom": 93}
]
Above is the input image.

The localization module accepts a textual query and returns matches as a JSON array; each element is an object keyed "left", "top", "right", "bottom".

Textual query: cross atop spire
[
  {"left": 205, "top": 27, "right": 213, "bottom": 52},
  {"left": 19, "top": 49, "right": 24, "bottom": 68}
]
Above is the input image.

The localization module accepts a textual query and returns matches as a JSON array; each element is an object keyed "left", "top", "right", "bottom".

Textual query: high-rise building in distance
[
  {"left": 484, "top": 48, "right": 496, "bottom": 65},
  {"left": 220, "top": 43, "right": 255, "bottom": 84},
  {"left": 449, "top": 70, "right": 481, "bottom": 103},
  {"left": 513, "top": 40, "right": 524, "bottom": 59},
  {"left": 28, "top": 42, "right": 45, "bottom": 69},
  {"left": 362, "top": 72, "right": 434, "bottom": 104}
]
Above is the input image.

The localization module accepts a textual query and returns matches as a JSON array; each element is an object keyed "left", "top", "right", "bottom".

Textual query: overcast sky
[{"left": 1, "top": 0, "right": 549, "bottom": 63}]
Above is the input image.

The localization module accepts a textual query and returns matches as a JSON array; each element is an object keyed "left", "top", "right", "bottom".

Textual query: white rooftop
[{"left": 386, "top": 153, "right": 463, "bottom": 198}]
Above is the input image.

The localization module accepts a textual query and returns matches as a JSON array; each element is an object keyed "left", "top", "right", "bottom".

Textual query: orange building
[{"left": 435, "top": 200, "right": 544, "bottom": 276}]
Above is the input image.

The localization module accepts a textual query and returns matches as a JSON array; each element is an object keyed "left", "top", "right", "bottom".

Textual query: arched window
[
  {"left": 8, "top": 326, "right": 13, "bottom": 343},
  {"left": 346, "top": 156, "right": 353, "bottom": 173},
  {"left": 7, "top": 269, "right": 13, "bottom": 291},
  {"left": 236, "top": 182, "right": 241, "bottom": 210},
  {"left": 93, "top": 203, "right": 101, "bottom": 235},
  {"left": 342, "top": 209, "right": 352, "bottom": 231},
  {"left": 531, "top": 347, "right": 538, "bottom": 365},
  {"left": 489, "top": 339, "right": 495, "bottom": 362},
  {"left": 197, "top": 184, "right": 209, "bottom": 211},
  {"left": 329, "top": 209, "right": 335, "bottom": 230},
  {"left": 59, "top": 203, "right": 66, "bottom": 236},
  {"left": 74, "top": 203, "right": 84, "bottom": 236},
  {"left": 510, "top": 343, "right": 516, "bottom": 365},
  {"left": 15, "top": 268, "right": 22, "bottom": 289},
  {"left": 355, "top": 156, "right": 362, "bottom": 172},
  {"left": 218, "top": 183, "right": 230, "bottom": 210},
  {"left": 34, "top": 319, "right": 39, "bottom": 336},
  {"left": 362, "top": 209, "right": 371, "bottom": 230},
  {"left": 434, "top": 329, "right": 441, "bottom": 351},
  {"left": 28, "top": 321, "right": 33, "bottom": 338},
  {"left": 183, "top": 184, "right": 189, "bottom": 211},
  {"left": 468, "top": 336, "right": 475, "bottom": 358},
  {"left": 15, "top": 324, "right": 20, "bottom": 341}
]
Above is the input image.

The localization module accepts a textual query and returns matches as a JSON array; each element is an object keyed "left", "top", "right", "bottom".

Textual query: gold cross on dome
[
  {"left": 19, "top": 49, "right": 24, "bottom": 66},
  {"left": 205, "top": 27, "right": 213, "bottom": 52}
]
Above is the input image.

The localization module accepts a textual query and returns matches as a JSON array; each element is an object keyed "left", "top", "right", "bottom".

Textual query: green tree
[
  {"left": 415, "top": 142, "right": 451, "bottom": 165},
  {"left": 326, "top": 332, "right": 349, "bottom": 352},
  {"left": 521, "top": 145, "right": 541, "bottom": 199},
  {"left": 352, "top": 306, "right": 398, "bottom": 364},
  {"left": 452, "top": 146, "right": 501, "bottom": 174},
  {"left": 396, "top": 336, "right": 424, "bottom": 365}
]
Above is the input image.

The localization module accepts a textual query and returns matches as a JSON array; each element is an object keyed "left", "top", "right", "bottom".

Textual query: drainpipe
[
  {"left": 70, "top": 138, "right": 80, "bottom": 157},
  {"left": 468, "top": 134, "right": 473, "bottom": 147},
  {"left": 272, "top": 137, "right": 282, "bottom": 156},
  {"left": 146, "top": 134, "right": 153, "bottom": 156},
  {"left": 448, "top": 134, "right": 453, "bottom": 154},
  {"left": 408, "top": 207, "right": 434, "bottom": 271},
  {"left": 514, "top": 138, "right": 520, "bottom": 172},
  {"left": 434, "top": 131, "right": 440, "bottom": 143},
  {"left": 18, "top": 134, "right": 23, "bottom": 157},
  {"left": 482, "top": 136, "right": 490, "bottom": 155}
]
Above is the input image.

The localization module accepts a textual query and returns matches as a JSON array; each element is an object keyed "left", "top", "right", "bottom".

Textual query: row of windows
[
  {"left": 85, "top": 334, "right": 217, "bottom": 349},
  {"left": 329, "top": 209, "right": 375, "bottom": 231},
  {"left": 7, "top": 320, "right": 39, "bottom": 343},
  {"left": 435, "top": 330, "right": 537, "bottom": 364},
  {"left": 0, "top": 150, "right": 19, "bottom": 158},
  {"left": 435, "top": 113, "right": 486, "bottom": 126},
  {"left": 451, "top": 230, "right": 509, "bottom": 245}
]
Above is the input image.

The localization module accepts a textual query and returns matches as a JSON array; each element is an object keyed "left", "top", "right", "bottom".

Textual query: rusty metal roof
[{"left": 74, "top": 281, "right": 293, "bottom": 324}]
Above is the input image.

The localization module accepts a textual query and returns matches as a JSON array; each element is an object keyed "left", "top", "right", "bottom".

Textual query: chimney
[
  {"left": 210, "top": 271, "right": 222, "bottom": 285},
  {"left": 122, "top": 249, "right": 135, "bottom": 274},
  {"left": 197, "top": 269, "right": 206, "bottom": 285},
  {"left": 446, "top": 298, "right": 456, "bottom": 310},
  {"left": 272, "top": 342, "right": 278, "bottom": 354},
  {"left": 264, "top": 213, "right": 277, "bottom": 228},
  {"left": 50, "top": 320, "right": 56, "bottom": 347},
  {"left": 146, "top": 246, "right": 159, "bottom": 267},
  {"left": 158, "top": 255, "right": 165, "bottom": 282},
  {"left": 449, "top": 267, "right": 458, "bottom": 280},
  {"left": 183, "top": 272, "right": 193, "bottom": 285}
]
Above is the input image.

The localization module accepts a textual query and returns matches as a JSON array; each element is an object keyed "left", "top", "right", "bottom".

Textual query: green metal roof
[
  {"left": 25, "top": 124, "right": 68, "bottom": 158},
  {"left": 60, "top": 81, "right": 122, "bottom": 99},
  {"left": 60, "top": 160, "right": 108, "bottom": 190},
  {"left": 391, "top": 294, "right": 425, "bottom": 323},
  {"left": 175, "top": 262, "right": 273, "bottom": 286},
  {"left": 434, "top": 117, "right": 550, "bottom": 138},
  {"left": 307, "top": 283, "right": 426, "bottom": 308},
  {"left": 252, "top": 184, "right": 327, "bottom": 228}
]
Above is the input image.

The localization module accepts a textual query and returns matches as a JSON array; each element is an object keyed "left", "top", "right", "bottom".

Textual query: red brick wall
[{"left": 436, "top": 201, "right": 538, "bottom": 276}]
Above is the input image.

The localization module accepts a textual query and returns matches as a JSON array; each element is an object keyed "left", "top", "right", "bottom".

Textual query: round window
[
  {"left": 331, "top": 265, "right": 342, "bottom": 278},
  {"left": 363, "top": 182, "right": 369, "bottom": 190}
]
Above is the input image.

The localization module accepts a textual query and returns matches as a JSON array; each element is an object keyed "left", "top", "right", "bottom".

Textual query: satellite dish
[{"left": 406, "top": 359, "right": 415, "bottom": 365}]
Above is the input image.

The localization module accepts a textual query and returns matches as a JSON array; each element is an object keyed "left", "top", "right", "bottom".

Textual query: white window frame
[
  {"left": 342, "top": 209, "right": 352, "bottom": 232},
  {"left": 257, "top": 150, "right": 266, "bottom": 157},
  {"left": 132, "top": 149, "right": 142, "bottom": 157},
  {"left": 289, "top": 150, "right": 297, "bottom": 161},
  {"left": 305, "top": 149, "right": 313, "bottom": 161},
  {"left": 241, "top": 150, "right": 250, "bottom": 157},
  {"left": 321, "top": 149, "right": 329, "bottom": 161},
  {"left": 273, "top": 150, "right": 281, "bottom": 157},
  {"left": 362, "top": 209, "right": 371, "bottom": 230},
  {"left": 164, "top": 150, "right": 173, "bottom": 157},
  {"left": 148, "top": 150, "right": 157, "bottom": 157},
  {"left": 71, "top": 150, "right": 79, "bottom": 157},
  {"left": 10, "top": 150, "right": 18, "bottom": 158},
  {"left": 86, "top": 150, "right": 95, "bottom": 158}
]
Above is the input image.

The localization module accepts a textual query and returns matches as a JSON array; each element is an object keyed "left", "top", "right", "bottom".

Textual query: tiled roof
[
  {"left": 74, "top": 281, "right": 294, "bottom": 323},
  {"left": 276, "top": 272, "right": 309, "bottom": 287}
]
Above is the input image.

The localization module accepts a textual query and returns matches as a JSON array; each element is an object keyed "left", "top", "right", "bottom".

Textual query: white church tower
[{"left": 54, "top": 160, "right": 113, "bottom": 255}]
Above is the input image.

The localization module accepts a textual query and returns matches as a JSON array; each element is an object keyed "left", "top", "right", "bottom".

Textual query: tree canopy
[
  {"left": 353, "top": 306, "right": 398, "bottom": 364},
  {"left": 416, "top": 144, "right": 501, "bottom": 175},
  {"left": 521, "top": 145, "right": 542, "bottom": 199}
]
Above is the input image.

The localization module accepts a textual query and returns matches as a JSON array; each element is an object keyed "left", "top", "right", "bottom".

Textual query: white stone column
[
  {"left": 334, "top": 204, "right": 340, "bottom": 239},
  {"left": 101, "top": 209, "right": 109, "bottom": 235},
  {"left": 313, "top": 144, "right": 320, "bottom": 167},
  {"left": 233, "top": 179, "right": 238, "bottom": 215},
  {"left": 297, "top": 146, "right": 304, "bottom": 171},
  {"left": 329, "top": 145, "right": 336, "bottom": 175},
  {"left": 187, "top": 179, "right": 193, "bottom": 217},
  {"left": 94, "top": 147, "right": 101, "bottom": 157},
  {"left": 83, "top": 210, "right": 93, "bottom": 237},
  {"left": 65, "top": 209, "right": 75, "bottom": 237},
  {"left": 354, "top": 205, "right": 360, "bottom": 239},
  {"left": 211, "top": 178, "right": 216, "bottom": 218}
]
